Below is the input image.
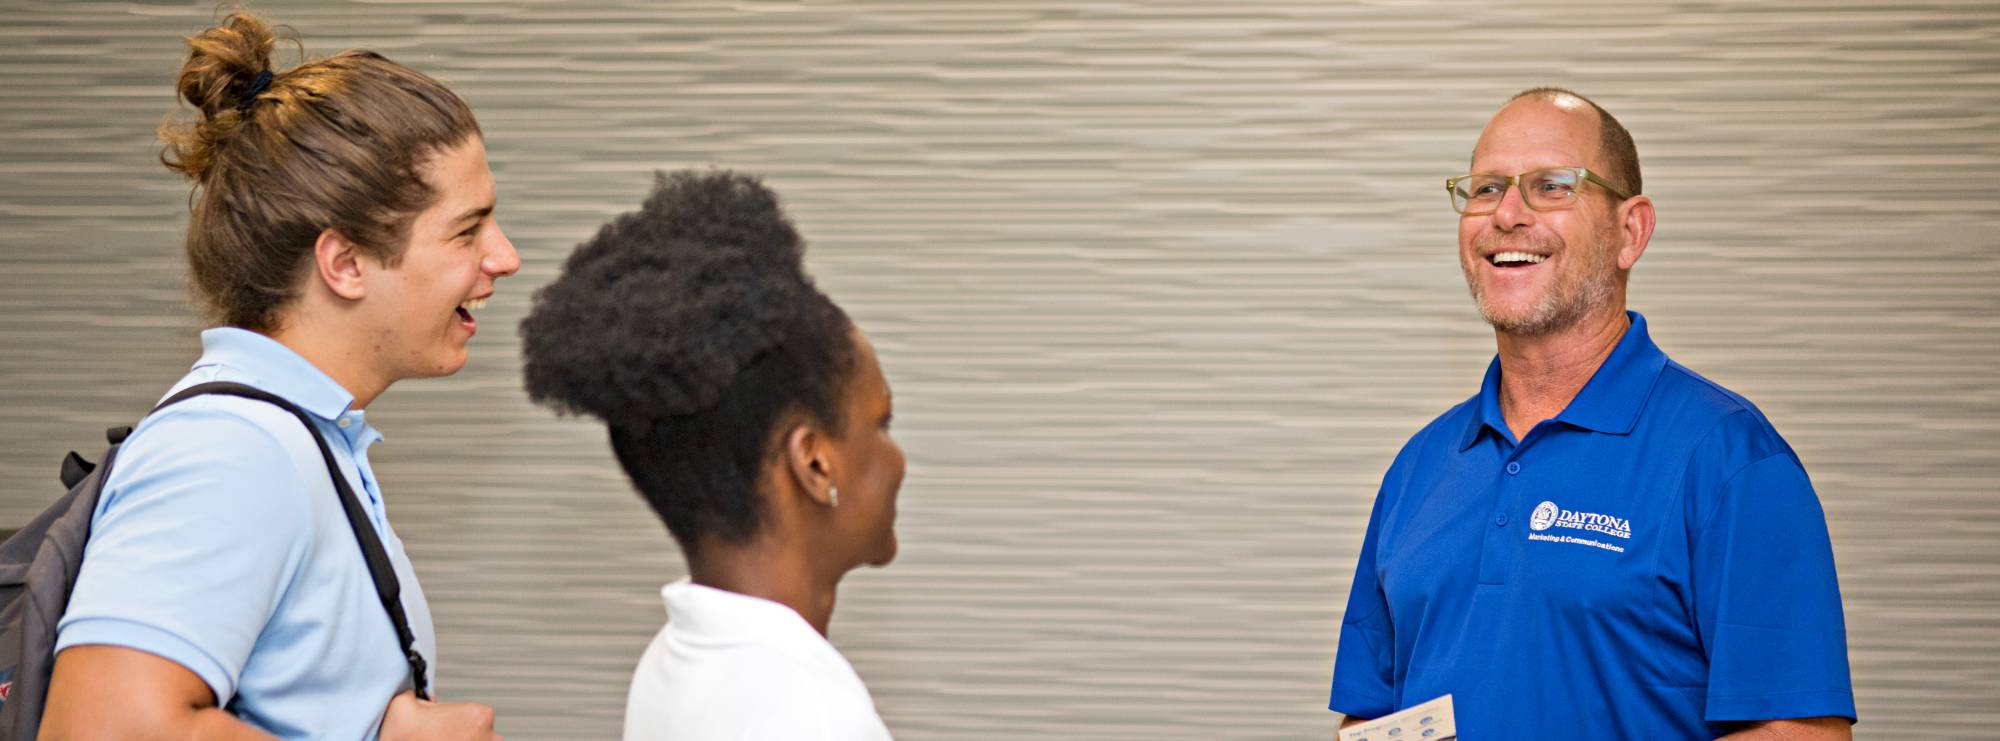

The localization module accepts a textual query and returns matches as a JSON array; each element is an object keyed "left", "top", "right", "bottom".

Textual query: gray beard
[{"left": 1464, "top": 234, "right": 1620, "bottom": 336}]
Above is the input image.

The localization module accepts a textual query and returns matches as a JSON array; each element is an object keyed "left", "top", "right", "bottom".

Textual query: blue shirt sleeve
[
  {"left": 56, "top": 403, "right": 317, "bottom": 705},
  {"left": 1692, "top": 449, "right": 1856, "bottom": 723},
  {"left": 1329, "top": 483, "right": 1398, "bottom": 718}
]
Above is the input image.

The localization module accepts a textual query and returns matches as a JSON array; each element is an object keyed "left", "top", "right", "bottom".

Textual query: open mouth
[
  {"left": 1487, "top": 251, "right": 1549, "bottom": 269},
  {"left": 456, "top": 296, "right": 487, "bottom": 328}
]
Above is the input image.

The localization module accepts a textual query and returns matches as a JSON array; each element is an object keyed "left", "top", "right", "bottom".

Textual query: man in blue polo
[{"left": 1327, "top": 88, "right": 1855, "bottom": 739}]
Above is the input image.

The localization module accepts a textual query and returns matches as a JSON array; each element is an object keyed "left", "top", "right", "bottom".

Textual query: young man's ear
[
  {"left": 784, "top": 424, "right": 837, "bottom": 508},
  {"left": 313, "top": 228, "right": 369, "bottom": 301}
]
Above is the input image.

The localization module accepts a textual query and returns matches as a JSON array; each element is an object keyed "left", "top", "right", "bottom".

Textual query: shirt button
[
  {"left": 337, "top": 416, "right": 352, "bottom": 429},
  {"left": 1495, "top": 513, "right": 1509, "bottom": 527},
  {"left": 1505, "top": 461, "right": 1521, "bottom": 475}
]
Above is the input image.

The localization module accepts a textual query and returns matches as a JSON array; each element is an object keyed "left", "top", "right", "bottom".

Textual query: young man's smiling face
[{"left": 364, "top": 135, "right": 520, "bottom": 381}]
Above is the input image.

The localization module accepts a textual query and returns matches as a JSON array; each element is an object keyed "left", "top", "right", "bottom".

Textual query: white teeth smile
[
  {"left": 1491, "top": 251, "right": 1548, "bottom": 265},
  {"left": 458, "top": 297, "right": 487, "bottom": 312}
]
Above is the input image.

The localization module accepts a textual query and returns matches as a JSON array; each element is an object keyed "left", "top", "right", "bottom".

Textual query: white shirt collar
[{"left": 660, "top": 578, "right": 829, "bottom": 649}]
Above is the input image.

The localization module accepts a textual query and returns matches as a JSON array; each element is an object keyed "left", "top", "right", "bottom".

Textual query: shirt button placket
[
  {"left": 1498, "top": 460, "right": 1522, "bottom": 526},
  {"left": 1477, "top": 455, "right": 1521, "bottom": 585},
  {"left": 1478, "top": 456, "right": 1523, "bottom": 585}
]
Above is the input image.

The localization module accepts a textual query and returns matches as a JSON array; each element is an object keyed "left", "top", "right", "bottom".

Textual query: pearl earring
[{"left": 828, "top": 486, "right": 839, "bottom": 508}]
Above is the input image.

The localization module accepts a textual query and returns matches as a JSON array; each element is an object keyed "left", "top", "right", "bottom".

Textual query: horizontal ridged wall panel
[{"left": 2, "top": 1, "right": 1996, "bottom": 737}]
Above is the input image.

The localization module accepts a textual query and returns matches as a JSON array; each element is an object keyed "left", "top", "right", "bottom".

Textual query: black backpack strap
[{"left": 154, "top": 381, "right": 432, "bottom": 700}]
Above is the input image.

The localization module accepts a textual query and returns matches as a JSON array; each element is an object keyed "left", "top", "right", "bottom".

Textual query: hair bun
[
  {"left": 521, "top": 169, "right": 821, "bottom": 425},
  {"left": 160, "top": 11, "right": 281, "bottom": 180}
]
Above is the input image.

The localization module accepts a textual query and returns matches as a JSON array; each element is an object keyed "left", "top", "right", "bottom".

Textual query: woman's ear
[
  {"left": 313, "top": 228, "right": 369, "bottom": 301},
  {"left": 784, "top": 423, "right": 836, "bottom": 508}
]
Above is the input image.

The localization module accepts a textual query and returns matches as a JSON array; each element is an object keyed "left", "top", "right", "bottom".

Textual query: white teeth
[
  {"left": 458, "top": 297, "right": 487, "bottom": 312},
  {"left": 1492, "top": 251, "right": 1547, "bottom": 265}
]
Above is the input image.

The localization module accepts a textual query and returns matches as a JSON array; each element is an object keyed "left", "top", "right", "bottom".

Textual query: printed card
[{"left": 1338, "top": 694, "right": 1455, "bottom": 741}]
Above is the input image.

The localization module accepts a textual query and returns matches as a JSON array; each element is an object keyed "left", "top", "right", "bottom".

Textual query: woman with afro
[{"left": 521, "top": 170, "right": 903, "bottom": 740}]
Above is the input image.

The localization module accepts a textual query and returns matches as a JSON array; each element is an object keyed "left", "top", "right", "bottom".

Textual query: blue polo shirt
[
  {"left": 1328, "top": 312, "right": 1853, "bottom": 739},
  {"left": 56, "top": 328, "right": 436, "bottom": 739}
]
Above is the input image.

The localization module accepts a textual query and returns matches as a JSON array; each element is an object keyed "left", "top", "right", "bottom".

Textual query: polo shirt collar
[
  {"left": 1461, "top": 356, "right": 1510, "bottom": 451},
  {"left": 192, "top": 327, "right": 357, "bottom": 422},
  {"left": 661, "top": 579, "right": 829, "bottom": 650},
  {"left": 1557, "top": 311, "right": 1668, "bottom": 435},
  {"left": 1458, "top": 311, "right": 1669, "bottom": 450}
]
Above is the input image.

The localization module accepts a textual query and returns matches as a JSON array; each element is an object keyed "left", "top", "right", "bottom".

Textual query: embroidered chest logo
[
  {"left": 1526, "top": 500, "right": 1633, "bottom": 553},
  {"left": 1529, "top": 501, "right": 1559, "bottom": 531}
]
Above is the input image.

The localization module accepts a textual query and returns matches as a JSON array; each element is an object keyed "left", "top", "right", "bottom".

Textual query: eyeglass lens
[{"left": 1451, "top": 168, "right": 1583, "bottom": 213}]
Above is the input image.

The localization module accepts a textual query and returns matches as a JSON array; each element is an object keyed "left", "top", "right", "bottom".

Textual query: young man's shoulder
[{"left": 99, "top": 395, "right": 328, "bottom": 533}]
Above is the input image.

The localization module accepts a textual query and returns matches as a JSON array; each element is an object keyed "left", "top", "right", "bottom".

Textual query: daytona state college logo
[
  {"left": 1525, "top": 499, "right": 1634, "bottom": 553},
  {"left": 1530, "top": 500, "right": 1560, "bottom": 531}
]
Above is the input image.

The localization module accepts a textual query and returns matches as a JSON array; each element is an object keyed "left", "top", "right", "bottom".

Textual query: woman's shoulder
[{"left": 627, "top": 624, "right": 891, "bottom": 740}]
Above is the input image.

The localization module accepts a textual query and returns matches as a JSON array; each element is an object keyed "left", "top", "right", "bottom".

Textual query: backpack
[{"left": 0, "top": 382, "right": 431, "bottom": 738}]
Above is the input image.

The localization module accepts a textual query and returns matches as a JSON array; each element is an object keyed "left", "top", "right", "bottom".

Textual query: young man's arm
[
  {"left": 41, "top": 646, "right": 504, "bottom": 741},
  {"left": 40, "top": 645, "right": 276, "bottom": 740}
]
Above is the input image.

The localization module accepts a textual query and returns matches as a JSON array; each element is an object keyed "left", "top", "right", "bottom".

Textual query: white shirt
[{"left": 624, "top": 579, "right": 894, "bottom": 741}]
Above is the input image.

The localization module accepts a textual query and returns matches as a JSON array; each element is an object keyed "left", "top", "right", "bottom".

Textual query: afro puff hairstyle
[{"left": 520, "top": 170, "right": 856, "bottom": 546}]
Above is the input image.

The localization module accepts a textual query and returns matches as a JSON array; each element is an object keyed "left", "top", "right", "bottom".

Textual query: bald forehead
[{"left": 1471, "top": 97, "right": 1604, "bottom": 174}]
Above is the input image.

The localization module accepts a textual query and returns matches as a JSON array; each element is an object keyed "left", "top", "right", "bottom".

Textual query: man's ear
[
  {"left": 784, "top": 423, "right": 836, "bottom": 508},
  {"left": 313, "top": 228, "right": 369, "bottom": 301},
  {"left": 1615, "top": 195, "right": 1656, "bottom": 271}
]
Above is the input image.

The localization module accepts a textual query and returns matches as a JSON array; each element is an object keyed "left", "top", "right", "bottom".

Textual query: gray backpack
[{"left": 0, "top": 382, "right": 430, "bottom": 738}]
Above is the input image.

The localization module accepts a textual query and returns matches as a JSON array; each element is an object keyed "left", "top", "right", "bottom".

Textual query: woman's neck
[{"left": 687, "top": 540, "right": 842, "bottom": 636}]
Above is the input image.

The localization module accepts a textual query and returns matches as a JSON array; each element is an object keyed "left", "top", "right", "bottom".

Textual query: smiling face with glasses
[{"left": 1454, "top": 97, "right": 1653, "bottom": 339}]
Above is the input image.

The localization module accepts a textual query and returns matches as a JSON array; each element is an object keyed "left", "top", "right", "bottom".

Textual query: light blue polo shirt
[
  {"left": 1328, "top": 312, "right": 1853, "bottom": 739},
  {"left": 57, "top": 327, "right": 436, "bottom": 739}
]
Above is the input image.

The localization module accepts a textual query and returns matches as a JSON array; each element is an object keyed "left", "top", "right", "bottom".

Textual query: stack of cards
[{"left": 1337, "top": 694, "right": 1456, "bottom": 741}]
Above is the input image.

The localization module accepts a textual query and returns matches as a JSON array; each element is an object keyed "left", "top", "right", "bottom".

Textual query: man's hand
[{"left": 379, "top": 691, "right": 503, "bottom": 741}]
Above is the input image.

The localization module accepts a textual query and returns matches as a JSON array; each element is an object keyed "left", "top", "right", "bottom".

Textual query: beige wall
[{"left": 3, "top": 2, "right": 1996, "bottom": 737}]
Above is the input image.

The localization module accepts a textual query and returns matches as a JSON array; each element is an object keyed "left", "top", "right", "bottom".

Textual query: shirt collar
[
  {"left": 1461, "top": 355, "right": 1510, "bottom": 451},
  {"left": 1458, "top": 311, "right": 1669, "bottom": 450},
  {"left": 193, "top": 327, "right": 358, "bottom": 422},
  {"left": 661, "top": 578, "right": 830, "bottom": 650}
]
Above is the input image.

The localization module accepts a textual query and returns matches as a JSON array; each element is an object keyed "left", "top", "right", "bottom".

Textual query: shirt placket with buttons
[{"left": 1475, "top": 422, "right": 1554, "bottom": 586}]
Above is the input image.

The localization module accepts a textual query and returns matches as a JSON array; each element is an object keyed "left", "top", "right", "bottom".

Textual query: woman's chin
[{"left": 866, "top": 533, "right": 899, "bottom": 567}]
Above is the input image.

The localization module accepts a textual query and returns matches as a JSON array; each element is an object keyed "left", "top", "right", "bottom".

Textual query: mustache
[{"left": 1474, "top": 231, "right": 1564, "bottom": 253}]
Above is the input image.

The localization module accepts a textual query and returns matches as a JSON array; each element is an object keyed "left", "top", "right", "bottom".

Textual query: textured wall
[{"left": 3, "top": 1, "right": 1997, "bottom": 738}]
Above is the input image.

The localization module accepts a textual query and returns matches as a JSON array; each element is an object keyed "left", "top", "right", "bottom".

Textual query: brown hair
[
  {"left": 1506, "top": 86, "right": 1642, "bottom": 197},
  {"left": 160, "top": 10, "right": 481, "bottom": 331}
]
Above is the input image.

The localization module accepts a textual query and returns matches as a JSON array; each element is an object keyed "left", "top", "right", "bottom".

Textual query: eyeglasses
[{"left": 1445, "top": 167, "right": 1632, "bottom": 215}]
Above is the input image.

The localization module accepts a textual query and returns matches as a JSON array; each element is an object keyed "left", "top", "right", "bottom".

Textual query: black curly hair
[{"left": 520, "top": 170, "right": 856, "bottom": 546}]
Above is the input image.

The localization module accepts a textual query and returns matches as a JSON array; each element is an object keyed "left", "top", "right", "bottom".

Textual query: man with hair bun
[
  {"left": 520, "top": 169, "right": 902, "bottom": 740},
  {"left": 1327, "top": 88, "right": 1854, "bottom": 738},
  {"left": 44, "top": 11, "right": 514, "bottom": 740}
]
